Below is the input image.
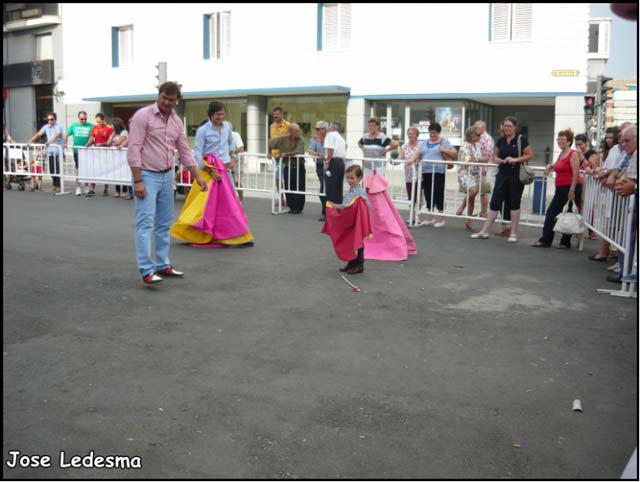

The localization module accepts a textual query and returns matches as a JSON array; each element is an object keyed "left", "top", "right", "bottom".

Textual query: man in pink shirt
[{"left": 127, "top": 82, "right": 210, "bottom": 284}]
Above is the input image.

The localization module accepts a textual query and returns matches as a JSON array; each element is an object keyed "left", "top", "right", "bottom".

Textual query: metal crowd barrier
[
  {"left": 582, "top": 174, "right": 637, "bottom": 298},
  {"left": 3, "top": 142, "right": 66, "bottom": 195},
  {"left": 407, "top": 159, "right": 551, "bottom": 229}
]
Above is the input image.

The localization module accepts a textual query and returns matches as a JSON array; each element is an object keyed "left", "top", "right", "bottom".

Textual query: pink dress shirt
[{"left": 127, "top": 102, "right": 195, "bottom": 171}]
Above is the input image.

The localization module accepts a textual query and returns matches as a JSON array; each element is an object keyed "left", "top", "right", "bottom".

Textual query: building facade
[
  {"left": 3, "top": 3, "right": 64, "bottom": 142},
  {"left": 6, "top": 3, "right": 596, "bottom": 164}
]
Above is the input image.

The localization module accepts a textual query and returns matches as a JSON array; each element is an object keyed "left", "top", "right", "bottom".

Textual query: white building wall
[
  {"left": 60, "top": 3, "right": 590, "bottom": 103},
  {"left": 552, "top": 96, "right": 587, "bottom": 159}
]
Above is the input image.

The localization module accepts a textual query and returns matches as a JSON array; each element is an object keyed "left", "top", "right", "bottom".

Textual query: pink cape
[
  {"left": 170, "top": 154, "right": 254, "bottom": 246},
  {"left": 363, "top": 172, "right": 417, "bottom": 261},
  {"left": 322, "top": 197, "right": 373, "bottom": 261}
]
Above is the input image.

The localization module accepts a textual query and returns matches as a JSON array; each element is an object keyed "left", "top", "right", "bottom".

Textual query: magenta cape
[
  {"left": 170, "top": 154, "right": 254, "bottom": 246},
  {"left": 322, "top": 197, "right": 373, "bottom": 261},
  {"left": 363, "top": 172, "right": 417, "bottom": 261}
]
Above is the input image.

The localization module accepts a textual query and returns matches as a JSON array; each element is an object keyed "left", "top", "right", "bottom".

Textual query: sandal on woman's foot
[
  {"left": 555, "top": 244, "right": 570, "bottom": 250},
  {"left": 470, "top": 232, "right": 489, "bottom": 239},
  {"left": 465, "top": 221, "right": 473, "bottom": 231},
  {"left": 588, "top": 254, "right": 608, "bottom": 262},
  {"left": 507, "top": 235, "right": 518, "bottom": 243},
  {"left": 531, "top": 241, "right": 550, "bottom": 248}
]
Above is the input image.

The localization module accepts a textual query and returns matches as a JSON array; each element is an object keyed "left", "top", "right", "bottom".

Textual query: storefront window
[{"left": 266, "top": 95, "right": 348, "bottom": 148}]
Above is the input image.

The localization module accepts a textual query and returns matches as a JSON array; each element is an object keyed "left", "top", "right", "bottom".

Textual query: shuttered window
[
  {"left": 322, "top": 3, "right": 351, "bottom": 51},
  {"left": 491, "top": 3, "right": 532, "bottom": 42},
  {"left": 204, "top": 11, "right": 231, "bottom": 60}
]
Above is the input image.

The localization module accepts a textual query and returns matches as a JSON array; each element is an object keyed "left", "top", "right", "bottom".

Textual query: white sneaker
[
  {"left": 434, "top": 221, "right": 446, "bottom": 228},
  {"left": 607, "top": 262, "right": 621, "bottom": 273},
  {"left": 418, "top": 219, "right": 435, "bottom": 226},
  {"left": 75, "top": 187, "right": 82, "bottom": 196}
]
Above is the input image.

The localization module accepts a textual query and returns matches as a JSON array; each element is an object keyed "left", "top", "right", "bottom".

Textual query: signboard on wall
[{"left": 2, "top": 60, "right": 55, "bottom": 88}]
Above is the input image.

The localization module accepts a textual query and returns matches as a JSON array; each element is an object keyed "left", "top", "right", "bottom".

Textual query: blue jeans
[{"left": 134, "top": 170, "right": 174, "bottom": 277}]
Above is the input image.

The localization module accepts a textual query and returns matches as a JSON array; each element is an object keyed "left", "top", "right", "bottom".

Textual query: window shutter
[
  {"left": 339, "top": 3, "right": 351, "bottom": 49},
  {"left": 119, "top": 27, "right": 133, "bottom": 66},
  {"left": 492, "top": 3, "right": 511, "bottom": 41},
  {"left": 210, "top": 13, "right": 219, "bottom": 59},
  {"left": 512, "top": 3, "right": 532, "bottom": 41},
  {"left": 220, "top": 11, "right": 231, "bottom": 58},
  {"left": 323, "top": 3, "right": 339, "bottom": 50}
]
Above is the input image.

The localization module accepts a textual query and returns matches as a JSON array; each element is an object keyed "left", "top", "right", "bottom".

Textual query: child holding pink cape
[{"left": 322, "top": 165, "right": 372, "bottom": 274}]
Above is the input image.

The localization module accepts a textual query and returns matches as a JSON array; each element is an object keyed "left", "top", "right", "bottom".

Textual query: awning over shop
[{"left": 83, "top": 85, "right": 351, "bottom": 103}]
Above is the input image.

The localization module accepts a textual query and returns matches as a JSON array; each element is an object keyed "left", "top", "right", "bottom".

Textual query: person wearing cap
[{"left": 309, "top": 120, "right": 328, "bottom": 221}]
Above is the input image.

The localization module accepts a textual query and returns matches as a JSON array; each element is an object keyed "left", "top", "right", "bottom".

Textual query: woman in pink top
[
  {"left": 531, "top": 129, "right": 580, "bottom": 249},
  {"left": 398, "top": 125, "right": 421, "bottom": 225}
]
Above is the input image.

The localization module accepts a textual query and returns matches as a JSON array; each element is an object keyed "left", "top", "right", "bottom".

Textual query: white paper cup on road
[{"left": 572, "top": 399, "right": 582, "bottom": 412}]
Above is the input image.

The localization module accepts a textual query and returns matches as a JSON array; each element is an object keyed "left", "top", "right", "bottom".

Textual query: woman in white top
[{"left": 109, "top": 117, "right": 130, "bottom": 198}]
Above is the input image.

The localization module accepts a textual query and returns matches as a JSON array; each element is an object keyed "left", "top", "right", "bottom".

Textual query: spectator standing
[
  {"left": 64, "top": 111, "right": 93, "bottom": 196},
  {"left": 127, "top": 81, "right": 207, "bottom": 284},
  {"left": 226, "top": 121, "right": 245, "bottom": 201},
  {"left": 398, "top": 125, "right": 421, "bottom": 225},
  {"left": 193, "top": 101, "right": 237, "bottom": 192},
  {"left": 474, "top": 120, "right": 494, "bottom": 217},
  {"left": 269, "top": 106, "right": 290, "bottom": 208},
  {"left": 358, "top": 117, "right": 399, "bottom": 178},
  {"left": 86, "top": 113, "right": 114, "bottom": 196},
  {"left": 110, "top": 118, "right": 130, "bottom": 198},
  {"left": 408, "top": 122, "right": 457, "bottom": 227},
  {"left": 456, "top": 126, "right": 483, "bottom": 231},
  {"left": 3, "top": 124, "right": 15, "bottom": 190},
  {"left": 531, "top": 129, "right": 580, "bottom": 249},
  {"left": 26, "top": 112, "right": 64, "bottom": 192},
  {"left": 309, "top": 120, "right": 328, "bottom": 221},
  {"left": 589, "top": 123, "right": 631, "bottom": 262},
  {"left": 574, "top": 133, "right": 599, "bottom": 239},
  {"left": 599, "top": 126, "right": 619, "bottom": 167},
  {"left": 323, "top": 121, "right": 347, "bottom": 206},
  {"left": 609, "top": 126, "right": 637, "bottom": 284},
  {"left": 470, "top": 116, "right": 534, "bottom": 243},
  {"left": 29, "top": 145, "right": 45, "bottom": 192},
  {"left": 269, "top": 123, "right": 306, "bottom": 214}
]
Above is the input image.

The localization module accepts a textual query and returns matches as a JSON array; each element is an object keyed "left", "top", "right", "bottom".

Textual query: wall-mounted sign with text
[{"left": 551, "top": 70, "right": 580, "bottom": 77}]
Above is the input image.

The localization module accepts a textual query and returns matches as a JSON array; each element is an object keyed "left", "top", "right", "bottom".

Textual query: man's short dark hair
[
  {"left": 95, "top": 113, "right": 105, "bottom": 121},
  {"left": 207, "top": 101, "right": 225, "bottom": 118},
  {"left": 48, "top": 112, "right": 57, "bottom": 120},
  {"left": 429, "top": 122, "right": 442, "bottom": 133},
  {"left": 159, "top": 81, "right": 181, "bottom": 97},
  {"left": 273, "top": 106, "right": 283, "bottom": 114},
  {"left": 575, "top": 134, "right": 588, "bottom": 144},
  {"left": 331, "top": 121, "right": 343, "bottom": 133},
  {"left": 78, "top": 111, "right": 87, "bottom": 117}
]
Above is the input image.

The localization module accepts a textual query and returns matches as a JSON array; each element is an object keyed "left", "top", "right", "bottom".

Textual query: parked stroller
[{"left": 3, "top": 144, "right": 27, "bottom": 191}]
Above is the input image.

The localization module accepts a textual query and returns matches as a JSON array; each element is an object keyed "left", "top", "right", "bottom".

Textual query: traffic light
[
  {"left": 155, "top": 61, "right": 167, "bottom": 89},
  {"left": 598, "top": 75, "right": 613, "bottom": 104},
  {"left": 584, "top": 95, "right": 595, "bottom": 116}
]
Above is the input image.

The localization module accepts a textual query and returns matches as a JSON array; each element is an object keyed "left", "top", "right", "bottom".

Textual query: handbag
[
  {"left": 517, "top": 135, "right": 535, "bottom": 184},
  {"left": 553, "top": 201, "right": 585, "bottom": 235},
  {"left": 442, "top": 144, "right": 456, "bottom": 169}
]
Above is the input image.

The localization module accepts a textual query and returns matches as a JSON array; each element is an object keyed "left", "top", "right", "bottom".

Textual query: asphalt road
[{"left": 3, "top": 187, "right": 637, "bottom": 479}]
